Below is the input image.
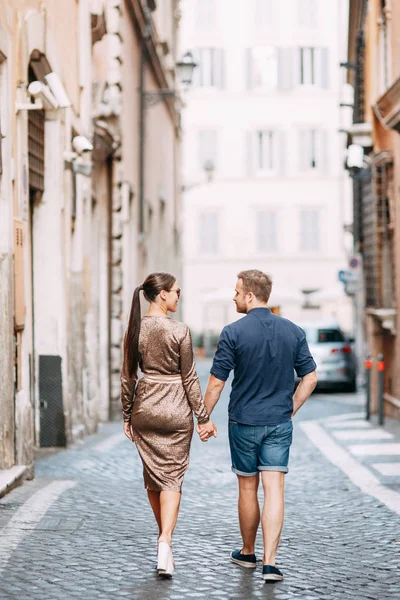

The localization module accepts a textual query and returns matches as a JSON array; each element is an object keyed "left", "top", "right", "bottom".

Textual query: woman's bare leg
[
  {"left": 147, "top": 490, "right": 162, "bottom": 534},
  {"left": 158, "top": 491, "right": 181, "bottom": 545}
]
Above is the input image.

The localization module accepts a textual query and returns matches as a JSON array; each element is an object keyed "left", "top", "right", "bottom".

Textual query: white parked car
[{"left": 299, "top": 322, "right": 357, "bottom": 393}]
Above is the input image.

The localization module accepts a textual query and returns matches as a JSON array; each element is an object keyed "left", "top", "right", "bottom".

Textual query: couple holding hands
[{"left": 121, "top": 269, "right": 317, "bottom": 581}]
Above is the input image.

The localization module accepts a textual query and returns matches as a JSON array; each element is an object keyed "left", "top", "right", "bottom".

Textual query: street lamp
[
  {"left": 141, "top": 51, "right": 197, "bottom": 108},
  {"left": 176, "top": 52, "right": 197, "bottom": 86},
  {"left": 139, "top": 8, "right": 197, "bottom": 237}
]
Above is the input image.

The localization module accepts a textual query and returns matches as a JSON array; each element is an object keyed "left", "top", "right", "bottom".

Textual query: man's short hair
[{"left": 237, "top": 269, "right": 273, "bottom": 303}]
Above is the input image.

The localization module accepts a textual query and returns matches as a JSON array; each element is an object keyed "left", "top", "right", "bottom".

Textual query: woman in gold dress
[{"left": 121, "top": 272, "right": 216, "bottom": 577}]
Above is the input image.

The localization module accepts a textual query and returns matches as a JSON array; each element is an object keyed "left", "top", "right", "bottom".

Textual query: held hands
[
  {"left": 123, "top": 421, "right": 135, "bottom": 442},
  {"left": 196, "top": 420, "right": 218, "bottom": 442}
]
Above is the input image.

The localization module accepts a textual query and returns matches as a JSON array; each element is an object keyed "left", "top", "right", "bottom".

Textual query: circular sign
[{"left": 349, "top": 257, "right": 359, "bottom": 269}]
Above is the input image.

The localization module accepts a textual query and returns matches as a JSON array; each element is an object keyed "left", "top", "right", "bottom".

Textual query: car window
[{"left": 303, "top": 328, "right": 344, "bottom": 344}]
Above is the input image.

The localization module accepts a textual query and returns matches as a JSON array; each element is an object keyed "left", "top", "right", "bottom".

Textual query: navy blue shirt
[{"left": 210, "top": 308, "right": 317, "bottom": 426}]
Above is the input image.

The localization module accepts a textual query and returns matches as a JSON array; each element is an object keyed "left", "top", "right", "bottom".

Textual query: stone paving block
[{"left": 0, "top": 367, "right": 400, "bottom": 599}]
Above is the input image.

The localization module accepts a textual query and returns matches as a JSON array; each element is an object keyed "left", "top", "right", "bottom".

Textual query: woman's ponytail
[{"left": 125, "top": 284, "right": 143, "bottom": 378}]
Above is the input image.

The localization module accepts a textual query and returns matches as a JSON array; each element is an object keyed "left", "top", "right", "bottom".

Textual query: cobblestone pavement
[{"left": 1, "top": 361, "right": 400, "bottom": 600}]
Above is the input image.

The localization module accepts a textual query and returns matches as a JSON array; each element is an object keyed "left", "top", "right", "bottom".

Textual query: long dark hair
[{"left": 124, "top": 272, "right": 176, "bottom": 378}]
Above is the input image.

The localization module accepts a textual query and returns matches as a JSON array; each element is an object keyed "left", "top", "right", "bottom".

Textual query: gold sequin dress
[{"left": 121, "top": 317, "right": 209, "bottom": 493}]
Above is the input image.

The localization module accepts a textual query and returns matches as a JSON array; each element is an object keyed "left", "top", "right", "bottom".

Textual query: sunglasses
[{"left": 170, "top": 288, "right": 181, "bottom": 299}]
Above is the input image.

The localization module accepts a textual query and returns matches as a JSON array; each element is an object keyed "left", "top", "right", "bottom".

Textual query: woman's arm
[
  {"left": 180, "top": 326, "right": 210, "bottom": 424},
  {"left": 120, "top": 346, "right": 138, "bottom": 434}
]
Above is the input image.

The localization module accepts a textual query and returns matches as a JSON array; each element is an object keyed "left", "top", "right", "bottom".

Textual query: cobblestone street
[{"left": 1, "top": 361, "right": 400, "bottom": 600}]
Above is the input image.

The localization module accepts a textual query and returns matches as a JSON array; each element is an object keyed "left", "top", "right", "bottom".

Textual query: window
[
  {"left": 196, "top": 0, "right": 216, "bottom": 33},
  {"left": 256, "top": 130, "right": 276, "bottom": 172},
  {"left": 298, "top": 129, "right": 329, "bottom": 173},
  {"left": 246, "top": 130, "right": 286, "bottom": 176},
  {"left": 254, "top": 0, "right": 276, "bottom": 30},
  {"left": 199, "top": 212, "right": 219, "bottom": 254},
  {"left": 298, "top": 47, "right": 329, "bottom": 87},
  {"left": 194, "top": 48, "right": 225, "bottom": 88},
  {"left": 303, "top": 328, "right": 345, "bottom": 344},
  {"left": 299, "top": 129, "right": 317, "bottom": 171},
  {"left": 300, "top": 209, "right": 320, "bottom": 252},
  {"left": 298, "top": 0, "right": 318, "bottom": 28},
  {"left": 257, "top": 211, "right": 277, "bottom": 252},
  {"left": 247, "top": 46, "right": 278, "bottom": 89},
  {"left": 198, "top": 130, "right": 217, "bottom": 172}
]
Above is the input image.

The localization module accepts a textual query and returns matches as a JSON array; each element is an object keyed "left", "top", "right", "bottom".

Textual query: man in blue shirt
[{"left": 198, "top": 270, "right": 317, "bottom": 582}]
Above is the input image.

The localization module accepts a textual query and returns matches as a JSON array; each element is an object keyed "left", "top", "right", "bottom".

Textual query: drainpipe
[
  {"left": 139, "top": 8, "right": 152, "bottom": 238},
  {"left": 384, "top": 0, "right": 392, "bottom": 85}
]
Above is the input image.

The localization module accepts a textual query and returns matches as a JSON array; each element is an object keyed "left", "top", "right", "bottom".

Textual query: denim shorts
[{"left": 228, "top": 419, "right": 293, "bottom": 476}]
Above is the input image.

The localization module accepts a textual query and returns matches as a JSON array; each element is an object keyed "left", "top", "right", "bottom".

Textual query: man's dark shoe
[
  {"left": 262, "top": 564, "right": 283, "bottom": 582},
  {"left": 230, "top": 549, "right": 257, "bottom": 568}
]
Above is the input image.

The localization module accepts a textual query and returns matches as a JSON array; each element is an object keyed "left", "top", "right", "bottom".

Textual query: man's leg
[
  {"left": 260, "top": 471, "right": 285, "bottom": 566},
  {"left": 237, "top": 473, "right": 260, "bottom": 554}
]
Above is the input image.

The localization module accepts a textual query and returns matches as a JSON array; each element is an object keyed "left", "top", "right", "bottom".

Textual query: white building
[{"left": 180, "top": 0, "right": 353, "bottom": 339}]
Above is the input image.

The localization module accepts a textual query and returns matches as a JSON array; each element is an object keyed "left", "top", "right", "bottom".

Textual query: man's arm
[
  {"left": 203, "top": 374, "right": 226, "bottom": 416},
  {"left": 197, "top": 375, "right": 225, "bottom": 441},
  {"left": 292, "top": 370, "right": 317, "bottom": 416}
]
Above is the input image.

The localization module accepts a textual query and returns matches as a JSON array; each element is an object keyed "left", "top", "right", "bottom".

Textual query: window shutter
[
  {"left": 14, "top": 219, "right": 26, "bottom": 331},
  {"left": 319, "top": 47, "right": 329, "bottom": 88},
  {"left": 257, "top": 211, "right": 277, "bottom": 252},
  {"left": 277, "top": 48, "right": 293, "bottom": 90},
  {"left": 298, "top": 130, "right": 309, "bottom": 171},
  {"left": 293, "top": 47, "right": 301, "bottom": 86},
  {"left": 192, "top": 48, "right": 201, "bottom": 87},
  {"left": 246, "top": 132, "right": 254, "bottom": 176},
  {"left": 217, "top": 48, "right": 225, "bottom": 89},
  {"left": 278, "top": 130, "right": 287, "bottom": 175},
  {"left": 199, "top": 213, "right": 219, "bottom": 254},
  {"left": 320, "top": 130, "right": 329, "bottom": 175},
  {"left": 246, "top": 48, "right": 254, "bottom": 90},
  {"left": 198, "top": 130, "right": 217, "bottom": 171}
]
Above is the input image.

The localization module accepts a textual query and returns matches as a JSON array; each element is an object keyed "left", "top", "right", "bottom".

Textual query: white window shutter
[
  {"left": 246, "top": 48, "right": 254, "bottom": 90},
  {"left": 192, "top": 48, "right": 201, "bottom": 87},
  {"left": 199, "top": 212, "right": 219, "bottom": 254},
  {"left": 319, "top": 130, "right": 329, "bottom": 175},
  {"left": 257, "top": 211, "right": 277, "bottom": 252},
  {"left": 277, "top": 48, "right": 293, "bottom": 90},
  {"left": 278, "top": 131, "right": 287, "bottom": 175},
  {"left": 246, "top": 132, "right": 254, "bottom": 176},
  {"left": 319, "top": 48, "right": 329, "bottom": 88},
  {"left": 298, "top": 130, "right": 309, "bottom": 171},
  {"left": 293, "top": 47, "right": 301, "bottom": 86},
  {"left": 217, "top": 49, "right": 225, "bottom": 89},
  {"left": 198, "top": 130, "right": 217, "bottom": 171}
]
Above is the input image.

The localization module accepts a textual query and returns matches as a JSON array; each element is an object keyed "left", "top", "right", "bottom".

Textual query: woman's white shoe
[
  {"left": 157, "top": 541, "right": 170, "bottom": 572},
  {"left": 157, "top": 542, "right": 174, "bottom": 578}
]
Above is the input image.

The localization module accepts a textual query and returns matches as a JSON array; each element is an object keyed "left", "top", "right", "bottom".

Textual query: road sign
[
  {"left": 338, "top": 269, "right": 359, "bottom": 284},
  {"left": 349, "top": 257, "right": 359, "bottom": 269}
]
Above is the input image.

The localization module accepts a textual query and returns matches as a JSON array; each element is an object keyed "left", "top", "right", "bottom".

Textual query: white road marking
[
  {"left": 372, "top": 463, "right": 400, "bottom": 476},
  {"left": 321, "top": 412, "right": 366, "bottom": 424},
  {"left": 0, "top": 480, "right": 76, "bottom": 576},
  {"left": 326, "top": 419, "right": 372, "bottom": 429},
  {"left": 93, "top": 432, "right": 126, "bottom": 453},
  {"left": 300, "top": 422, "right": 400, "bottom": 516},
  {"left": 348, "top": 443, "right": 400, "bottom": 456},
  {"left": 332, "top": 429, "right": 394, "bottom": 441}
]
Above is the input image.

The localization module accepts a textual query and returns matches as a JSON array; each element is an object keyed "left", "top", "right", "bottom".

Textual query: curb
[{"left": 0, "top": 465, "right": 31, "bottom": 499}]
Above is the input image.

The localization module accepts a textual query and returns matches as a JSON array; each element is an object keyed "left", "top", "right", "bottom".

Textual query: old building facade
[
  {"left": 347, "top": 0, "right": 400, "bottom": 419},
  {"left": 180, "top": 0, "right": 353, "bottom": 343},
  {"left": 0, "top": 0, "right": 182, "bottom": 478}
]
